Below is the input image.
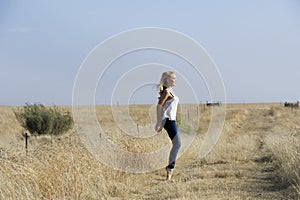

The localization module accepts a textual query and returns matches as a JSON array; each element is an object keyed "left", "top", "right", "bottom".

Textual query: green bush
[
  {"left": 14, "top": 103, "right": 73, "bottom": 136},
  {"left": 50, "top": 106, "right": 73, "bottom": 136}
]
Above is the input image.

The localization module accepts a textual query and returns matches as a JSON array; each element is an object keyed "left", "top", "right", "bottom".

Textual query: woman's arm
[{"left": 155, "top": 89, "right": 171, "bottom": 132}]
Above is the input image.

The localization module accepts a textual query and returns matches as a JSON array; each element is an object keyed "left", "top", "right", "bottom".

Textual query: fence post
[
  {"left": 23, "top": 132, "right": 29, "bottom": 155},
  {"left": 137, "top": 124, "right": 140, "bottom": 135}
]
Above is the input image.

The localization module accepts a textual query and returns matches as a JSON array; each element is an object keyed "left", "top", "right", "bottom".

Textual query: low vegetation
[
  {"left": 14, "top": 103, "right": 73, "bottom": 136},
  {"left": 0, "top": 104, "right": 299, "bottom": 199}
]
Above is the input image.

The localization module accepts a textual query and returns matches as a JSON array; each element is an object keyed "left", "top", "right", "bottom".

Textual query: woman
[{"left": 155, "top": 71, "right": 181, "bottom": 180}]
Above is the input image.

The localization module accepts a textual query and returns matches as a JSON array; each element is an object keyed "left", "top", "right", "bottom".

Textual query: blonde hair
[{"left": 157, "top": 71, "right": 175, "bottom": 95}]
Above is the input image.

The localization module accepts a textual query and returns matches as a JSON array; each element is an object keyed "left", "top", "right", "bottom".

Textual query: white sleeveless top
[{"left": 163, "top": 92, "right": 179, "bottom": 121}]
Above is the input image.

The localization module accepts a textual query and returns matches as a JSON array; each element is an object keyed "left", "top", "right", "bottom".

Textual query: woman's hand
[{"left": 155, "top": 123, "right": 163, "bottom": 132}]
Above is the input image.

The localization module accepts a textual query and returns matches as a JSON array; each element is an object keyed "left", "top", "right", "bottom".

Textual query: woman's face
[{"left": 168, "top": 74, "right": 176, "bottom": 87}]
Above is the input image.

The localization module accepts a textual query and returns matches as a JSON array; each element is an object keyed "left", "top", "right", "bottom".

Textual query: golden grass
[
  {"left": 0, "top": 104, "right": 299, "bottom": 199},
  {"left": 0, "top": 133, "right": 109, "bottom": 199},
  {"left": 265, "top": 133, "right": 300, "bottom": 194}
]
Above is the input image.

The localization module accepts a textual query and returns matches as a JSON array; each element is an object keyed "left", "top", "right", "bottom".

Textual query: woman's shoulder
[
  {"left": 158, "top": 88, "right": 173, "bottom": 105},
  {"left": 160, "top": 87, "right": 171, "bottom": 96},
  {"left": 159, "top": 90, "right": 169, "bottom": 101}
]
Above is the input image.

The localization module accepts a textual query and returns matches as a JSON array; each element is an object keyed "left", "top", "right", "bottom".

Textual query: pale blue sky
[{"left": 1, "top": 0, "right": 300, "bottom": 105}]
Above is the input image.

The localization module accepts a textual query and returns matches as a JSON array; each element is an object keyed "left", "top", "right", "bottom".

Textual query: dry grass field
[{"left": 0, "top": 103, "right": 299, "bottom": 199}]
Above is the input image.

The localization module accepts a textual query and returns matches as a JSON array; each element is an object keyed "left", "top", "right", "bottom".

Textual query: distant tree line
[
  {"left": 284, "top": 101, "right": 299, "bottom": 108},
  {"left": 206, "top": 101, "right": 222, "bottom": 107}
]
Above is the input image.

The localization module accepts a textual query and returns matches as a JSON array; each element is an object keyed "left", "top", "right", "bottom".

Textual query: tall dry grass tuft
[
  {"left": 0, "top": 149, "right": 40, "bottom": 199},
  {"left": 265, "top": 131, "right": 300, "bottom": 196},
  {"left": 35, "top": 140, "right": 108, "bottom": 199},
  {"left": 0, "top": 134, "right": 109, "bottom": 200}
]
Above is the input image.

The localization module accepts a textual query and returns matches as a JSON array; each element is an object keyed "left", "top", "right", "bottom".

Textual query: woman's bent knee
[{"left": 172, "top": 135, "right": 181, "bottom": 149}]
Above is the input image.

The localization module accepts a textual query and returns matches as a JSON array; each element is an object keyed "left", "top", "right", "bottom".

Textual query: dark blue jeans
[{"left": 164, "top": 119, "right": 181, "bottom": 169}]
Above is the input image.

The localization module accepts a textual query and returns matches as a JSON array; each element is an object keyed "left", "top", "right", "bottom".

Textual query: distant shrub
[
  {"left": 50, "top": 106, "right": 73, "bottom": 136},
  {"left": 14, "top": 103, "right": 73, "bottom": 136}
]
